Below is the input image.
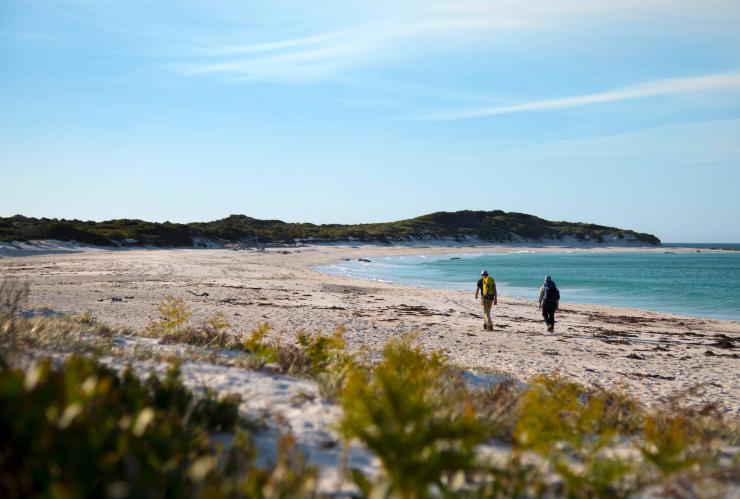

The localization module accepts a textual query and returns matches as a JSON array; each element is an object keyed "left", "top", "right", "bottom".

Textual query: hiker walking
[
  {"left": 475, "top": 270, "right": 497, "bottom": 331},
  {"left": 538, "top": 275, "right": 560, "bottom": 332}
]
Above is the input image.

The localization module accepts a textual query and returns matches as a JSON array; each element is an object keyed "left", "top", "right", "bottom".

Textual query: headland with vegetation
[{"left": 0, "top": 210, "right": 661, "bottom": 247}]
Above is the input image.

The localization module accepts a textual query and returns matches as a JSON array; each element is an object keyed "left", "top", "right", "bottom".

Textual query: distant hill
[{"left": 0, "top": 211, "right": 661, "bottom": 247}]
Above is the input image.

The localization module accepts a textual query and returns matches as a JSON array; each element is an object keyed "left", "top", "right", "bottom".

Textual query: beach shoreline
[{"left": 2, "top": 244, "right": 738, "bottom": 415}]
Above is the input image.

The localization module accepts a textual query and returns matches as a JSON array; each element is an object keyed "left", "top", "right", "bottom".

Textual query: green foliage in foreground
[
  {"left": 0, "top": 210, "right": 661, "bottom": 246},
  {"left": 2, "top": 286, "right": 736, "bottom": 498},
  {"left": 0, "top": 355, "right": 316, "bottom": 499},
  {"left": 338, "top": 339, "right": 738, "bottom": 498},
  {"left": 144, "top": 296, "right": 351, "bottom": 395},
  {"left": 340, "top": 338, "right": 485, "bottom": 498}
]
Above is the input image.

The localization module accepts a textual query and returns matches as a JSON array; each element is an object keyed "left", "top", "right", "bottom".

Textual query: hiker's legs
[
  {"left": 549, "top": 310, "right": 556, "bottom": 331},
  {"left": 542, "top": 302, "right": 556, "bottom": 331},
  {"left": 483, "top": 299, "right": 493, "bottom": 329}
]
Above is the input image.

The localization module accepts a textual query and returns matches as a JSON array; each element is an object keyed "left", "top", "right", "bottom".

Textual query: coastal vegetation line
[{"left": 0, "top": 210, "right": 660, "bottom": 247}]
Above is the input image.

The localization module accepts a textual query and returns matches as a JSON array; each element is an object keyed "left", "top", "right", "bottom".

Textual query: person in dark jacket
[{"left": 538, "top": 275, "right": 560, "bottom": 333}]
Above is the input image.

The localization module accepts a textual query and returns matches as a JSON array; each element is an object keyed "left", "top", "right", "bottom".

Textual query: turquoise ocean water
[{"left": 318, "top": 245, "right": 740, "bottom": 321}]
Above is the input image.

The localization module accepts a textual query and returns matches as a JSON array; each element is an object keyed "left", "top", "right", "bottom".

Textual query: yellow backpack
[{"left": 482, "top": 276, "right": 496, "bottom": 298}]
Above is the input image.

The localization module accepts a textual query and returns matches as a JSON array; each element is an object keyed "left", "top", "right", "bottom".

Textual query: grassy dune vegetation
[
  {"left": 2, "top": 280, "right": 735, "bottom": 498},
  {"left": 0, "top": 211, "right": 660, "bottom": 247}
]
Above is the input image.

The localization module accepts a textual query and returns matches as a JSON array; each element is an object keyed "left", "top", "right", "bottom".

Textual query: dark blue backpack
[{"left": 544, "top": 284, "right": 560, "bottom": 302}]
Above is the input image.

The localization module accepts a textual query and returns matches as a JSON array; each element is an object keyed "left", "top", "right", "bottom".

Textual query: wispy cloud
[
  {"left": 174, "top": 15, "right": 530, "bottom": 83},
  {"left": 170, "top": 0, "right": 740, "bottom": 84},
  {"left": 203, "top": 29, "right": 354, "bottom": 57},
  {"left": 408, "top": 71, "right": 740, "bottom": 121},
  {"left": 168, "top": 1, "right": 644, "bottom": 83}
]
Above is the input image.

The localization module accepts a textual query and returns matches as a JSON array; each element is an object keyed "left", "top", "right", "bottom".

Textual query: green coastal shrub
[
  {"left": 142, "top": 296, "right": 350, "bottom": 388},
  {"left": 639, "top": 399, "right": 723, "bottom": 477},
  {"left": 514, "top": 375, "right": 640, "bottom": 497},
  {"left": 294, "top": 328, "right": 352, "bottom": 397},
  {"left": 338, "top": 344, "right": 737, "bottom": 498},
  {"left": 242, "top": 323, "right": 279, "bottom": 367},
  {"left": 295, "top": 327, "right": 346, "bottom": 375},
  {"left": 0, "top": 278, "right": 30, "bottom": 358},
  {"left": 5, "top": 285, "right": 735, "bottom": 498},
  {"left": 0, "top": 355, "right": 316, "bottom": 499},
  {"left": 242, "top": 324, "right": 351, "bottom": 394},
  {"left": 518, "top": 374, "right": 643, "bottom": 448},
  {"left": 207, "top": 311, "right": 231, "bottom": 335},
  {"left": 144, "top": 297, "right": 244, "bottom": 350},
  {"left": 148, "top": 295, "right": 193, "bottom": 336},
  {"left": 3, "top": 314, "right": 114, "bottom": 358},
  {"left": 339, "top": 337, "right": 487, "bottom": 498}
]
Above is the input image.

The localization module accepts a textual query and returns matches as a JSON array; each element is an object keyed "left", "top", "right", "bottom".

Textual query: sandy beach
[{"left": 3, "top": 244, "right": 739, "bottom": 416}]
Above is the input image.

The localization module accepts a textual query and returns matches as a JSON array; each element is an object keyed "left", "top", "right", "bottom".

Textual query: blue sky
[{"left": 1, "top": 0, "right": 740, "bottom": 242}]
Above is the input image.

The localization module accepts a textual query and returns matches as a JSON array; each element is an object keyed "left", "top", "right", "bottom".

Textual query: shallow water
[{"left": 318, "top": 247, "right": 740, "bottom": 321}]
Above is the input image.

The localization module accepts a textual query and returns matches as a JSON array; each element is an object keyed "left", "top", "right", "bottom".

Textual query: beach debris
[
  {"left": 543, "top": 350, "right": 559, "bottom": 356},
  {"left": 98, "top": 297, "right": 125, "bottom": 302},
  {"left": 627, "top": 353, "right": 647, "bottom": 360},
  {"left": 358, "top": 258, "right": 372, "bottom": 262},
  {"left": 712, "top": 335, "right": 735, "bottom": 349},
  {"left": 619, "top": 372, "right": 675, "bottom": 381},
  {"left": 218, "top": 298, "right": 251, "bottom": 306},
  {"left": 603, "top": 339, "right": 632, "bottom": 345},
  {"left": 217, "top": 284, "right": 262, "bottom": 290},
  {"left": 391, "top": 304, "right": 451, "bottom": 317},
  {"left": 704, "top": 350, "right": 739, "bottom": 359},
  {"left": 321, "top": 283, "right": 376, "bottom": 294},
  {"left": 186, "top": 290, "right": 210, "bottom": 297}
]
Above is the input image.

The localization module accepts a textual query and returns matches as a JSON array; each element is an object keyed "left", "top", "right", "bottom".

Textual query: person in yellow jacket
[{"left": 475, "top": 270, "right": 497, "bottom": 331}]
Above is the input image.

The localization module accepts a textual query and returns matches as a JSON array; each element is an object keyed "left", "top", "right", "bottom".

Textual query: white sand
[
  {"left": 3, "top": 244, "right": 738, "bottom": 415},
  {"left": 4, "top": 243, "right": 739, "bottom": 492}
]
